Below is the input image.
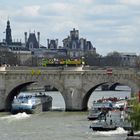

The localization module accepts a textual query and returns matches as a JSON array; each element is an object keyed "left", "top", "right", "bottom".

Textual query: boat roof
[{"left": 93, "top": 102, "right": 112, "bottom": 108}]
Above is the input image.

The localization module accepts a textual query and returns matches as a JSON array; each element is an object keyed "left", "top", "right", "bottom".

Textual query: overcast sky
[{"left": 0, "top": 0, "right": 140, "bottom": 55}]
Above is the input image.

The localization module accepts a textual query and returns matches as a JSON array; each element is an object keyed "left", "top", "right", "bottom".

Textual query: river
[{"left": 0, "top": 86, "right": 131, "bottom": 140}]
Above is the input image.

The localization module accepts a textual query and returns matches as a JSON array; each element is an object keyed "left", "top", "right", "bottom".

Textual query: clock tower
[{"left": 6, "top": 20, "right": 12, "bottom": 45}]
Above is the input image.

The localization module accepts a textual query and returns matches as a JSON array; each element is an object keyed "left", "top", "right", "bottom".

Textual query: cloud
[
  {"left": 16, "top": 5, "right": 40, "bottom": 17},
  {"left": 120, "top": 0, "right": 140, "bottom": 5},
  {"left": 0, "top": 0, "right": 140, "bottom": 55},
  {"left": 78, "top": 0, "right": 94, "bottom": 4},
  {"left": 0, "top": 10, "right": 9, "bottom": 17}
]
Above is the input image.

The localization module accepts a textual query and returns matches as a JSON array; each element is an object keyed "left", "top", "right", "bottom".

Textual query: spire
[{"left": 5, "top": 19, "right": 12, "bottom": 45}]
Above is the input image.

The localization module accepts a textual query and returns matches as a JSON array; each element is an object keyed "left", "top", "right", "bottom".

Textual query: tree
[
  {"left": 105, "top": 51, "right": 121, "bottom": 66},
  {"left": 0, "top": 49, "right": 19, "bottom": 65},
  {"left": 84, "top": 52, "right": 101, "bottom": 66},
  {"left": 128, "top": 96, "right": 140, "bottom": 130}
]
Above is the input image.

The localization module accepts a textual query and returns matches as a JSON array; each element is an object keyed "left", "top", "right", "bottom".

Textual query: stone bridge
[{"left": 0, "top": 66, "right": 140, "bottom": 111}]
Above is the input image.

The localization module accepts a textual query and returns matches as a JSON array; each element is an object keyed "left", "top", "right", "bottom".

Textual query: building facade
[
  {"left": 47, "top": 39, "right": 58, "bottom": 49},
  {"left": 120, "top": 53, "right": 137, "bottom": 67},
  {"left": 63, "top": 28, "right": 96, "bottom": 58},
  {"left": 0, "top": 20, "right": 96, "bottom": 65},
  {"left": 25, "top": 32, "right": 40, "bottom": 51}
]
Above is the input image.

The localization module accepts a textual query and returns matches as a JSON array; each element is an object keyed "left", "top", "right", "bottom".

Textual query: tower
[
  {"left": 24, "top": 32, "right": 27, "bottom": 45},
  {"left": 37, "top": 32, "right": 40, "bottom": 48},
  {"left": 5, "top": 20, "right": 12, "bottom": 45},
  {"left": 70, "top": 28, "right": 79, "bottom": 40}
]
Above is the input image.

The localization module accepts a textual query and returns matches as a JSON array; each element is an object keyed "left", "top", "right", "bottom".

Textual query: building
[
  {"left": 0, "top": 20, "right": 96, "bottom": 65},
  {"left": 107, "top": 52, "right": 137, "bottom": 67},
  {"left": 47, "top": 39, "right": 58, "bottom": 49},
  {"left": 0, "top": 20, "right": 32, "bottom": 65},
  {"left": 63, "top": 28, "right": 96, "bottom": 58},
  {"left": 5, "top": 20, "right": 12, "bottom": 45},
  {"left": 120, "top": 53, "right": 137, "bottom": 67},
  {"left": 25, "top": 32, "right": 40, "bottom": 51}
]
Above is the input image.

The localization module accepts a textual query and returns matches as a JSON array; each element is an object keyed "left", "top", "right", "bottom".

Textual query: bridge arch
[
  {"left": 82, "top": 82, "right": 106, "bottom": 110},
  {"left": 5, "top": 78, "right": 65, "bottom": 111},
  {"left": 81, "top": 75, "right": 139, "bottom": 110},
  {"left": 109, "top": 82, "right": 121, "bottom": 90},
  {"left": 5, "top": 81, "right": 34, "bottom": 111}
]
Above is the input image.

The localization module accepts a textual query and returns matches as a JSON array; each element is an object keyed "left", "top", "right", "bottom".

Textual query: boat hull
[
  {"left": 11, "top": 103, "right": 43, "bottom": 114},
  {"left": 90, "top": 126, "right": 117, "bottom": 131},
  {"left": 88, "top": 116, "right": 99, "bottom": 120},
  {"left": 11, "top": 95, "right": 52, "bottom": 114}
]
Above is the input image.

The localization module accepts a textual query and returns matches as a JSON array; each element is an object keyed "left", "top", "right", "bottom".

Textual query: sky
[{"left": 0, "top": 0, "right": 140, "bottom": 56}]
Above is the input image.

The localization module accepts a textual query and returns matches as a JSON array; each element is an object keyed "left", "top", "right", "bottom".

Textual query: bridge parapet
[
  {"left": 0, "top": 67, "right": 138, "bottom": 78},
  {"left": 3, "top": 66, "right": 138, "bottom": 73}
]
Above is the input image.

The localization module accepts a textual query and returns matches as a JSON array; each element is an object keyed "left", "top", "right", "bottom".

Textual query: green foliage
[{"left": 129, "top": 97, "right": 140, "bottom": 130}]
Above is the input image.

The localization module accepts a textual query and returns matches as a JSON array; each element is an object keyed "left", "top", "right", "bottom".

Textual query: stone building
[
  {"left": 25, "top": 32, "right": 40, "bottom": 51},
  {"left": 0, "top": 20, "right": 22, "bottom": 48},
  {"left": 63, "top": 28, "right": 96, "bottom": 58},
  {"left": 119, "top": 53, "right": 137, "bottom": 67},
  {"left": 47, "top": 39, "right": 58, "bottom": 49},
  {"left": 0, "top": 20, "right": 32, "bottom": 65},
  {"left": 0, "top": 20, "right": 96, "bottom": 65}
]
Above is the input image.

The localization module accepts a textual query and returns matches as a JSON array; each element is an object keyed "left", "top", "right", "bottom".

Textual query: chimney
[
  {"left": 37, "top": 32, "right": 40, "bottom": 48},
  {"left": 24, "top": 32, "right": 27, "bottom": 45}
]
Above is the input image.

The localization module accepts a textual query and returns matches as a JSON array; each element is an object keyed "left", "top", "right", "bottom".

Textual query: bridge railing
[{"left": 0, "top": 66, "right": 139, "bottom": 75}]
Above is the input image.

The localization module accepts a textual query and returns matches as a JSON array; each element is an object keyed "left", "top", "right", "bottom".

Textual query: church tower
[{"left": 6, "top": 20, "right": 12, "bottom": 45}]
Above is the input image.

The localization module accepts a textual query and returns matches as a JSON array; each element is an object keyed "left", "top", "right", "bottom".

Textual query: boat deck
[{"left": 90, "top": 109, "right": 132, "bottom": 131}]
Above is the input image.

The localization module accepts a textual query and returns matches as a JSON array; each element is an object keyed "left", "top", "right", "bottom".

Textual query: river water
[{"left": 0, "top": 86, "right": 131, "bottom": 140}]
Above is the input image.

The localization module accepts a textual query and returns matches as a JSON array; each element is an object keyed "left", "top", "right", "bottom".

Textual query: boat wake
[
  {"left": 0, "top": 112, "right": 30, "bottom": 121},
  {"left": 91, "top": 127, "right": 127, "bottom": 136}
]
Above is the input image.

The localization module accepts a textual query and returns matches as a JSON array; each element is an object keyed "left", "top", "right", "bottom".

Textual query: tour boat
[
  {"left": 11, "top": 94, "right": 52, "bottom": 114},
  {"left": 90, "top": 120, "right": 132, "bottom": 131},
  {"left": 92, "top": 97, "right": 128, "bottom": 111},
  {"left": 92, "top": 101, "right": 113, "bottom": 111},
  {"left": 90, "top": 121, "right": 117, "bottom": 131}
]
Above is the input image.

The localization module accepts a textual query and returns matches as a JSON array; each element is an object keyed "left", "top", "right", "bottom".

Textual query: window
[{"left": 72, "top": 42, "right": 76, "bottom": 49}]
